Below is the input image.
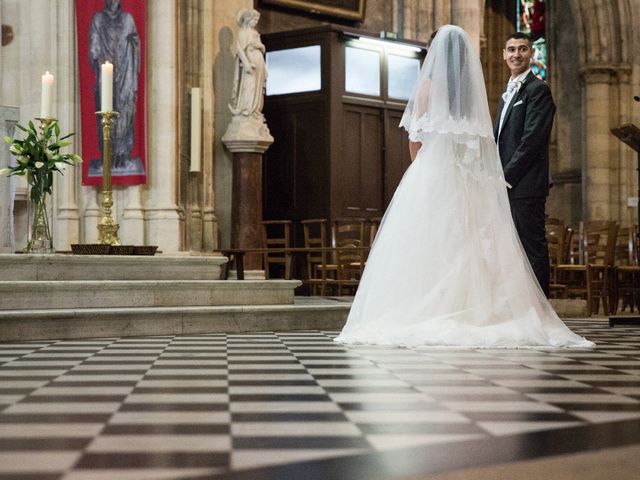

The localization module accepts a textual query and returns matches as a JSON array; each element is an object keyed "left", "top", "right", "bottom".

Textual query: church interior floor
[{"left": 1, "top": 319, "right": 639, "bottom": 479}]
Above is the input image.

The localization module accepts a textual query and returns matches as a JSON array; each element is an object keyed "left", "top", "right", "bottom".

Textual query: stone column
[
  {"left": 201, "top": 0, "right": 219, "bottom": 252},
  {"left": 615, "top": 67, "right": 636, "bottom": 227},
  {"left": 177, "top": 0, "right": 219, "bottom": 253},
  {"left": 54, "top": 0, "right": 80, "bottom": 251},
  {"left": 82, "top": 187, "right": 100, "bottom": 244},
  {"left": 144, "top": 0, "right": 181, "bottom": 252},
  {"left": 121, "top": 186, "right": 145, "bottom": 245},
  {"left": 452, "top": 0, "right": 482, "bottom": 52},
  {"left": 402, "top": 0, "right": 438, "bottom": 43},
  {"left": 581, "top": 66, "right": 617, "bottom": 220},
  {"left": 0, "top": 106, "right": 19, "bottom": 253}
]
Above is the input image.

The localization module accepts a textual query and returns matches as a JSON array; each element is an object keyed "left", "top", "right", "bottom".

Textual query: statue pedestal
[{"left": 222, "top": 115, "right": 273, "bottom": 271}]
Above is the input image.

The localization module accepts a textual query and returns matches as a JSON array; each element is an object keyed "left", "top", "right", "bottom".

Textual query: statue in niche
[
  {"left": 88, "top": 0, "right": 143, "bottom": 173},
  {"left": 229, "top": 8, "right": 267, "bottom": 118}
]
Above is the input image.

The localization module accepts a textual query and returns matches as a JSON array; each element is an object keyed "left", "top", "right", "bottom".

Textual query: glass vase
[{"left": 25, "top": 183, "right": 53, "bottom": 254}]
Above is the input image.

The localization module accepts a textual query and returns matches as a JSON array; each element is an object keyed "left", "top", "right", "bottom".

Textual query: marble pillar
[
  {"left": 231, "top": 150, "right": 263, "bottom": 270},
  {"left": 53, "top": 0, "right": 80, "bottom": 250},
  {"left": 144, "top": 0, "right": 181, "bottom": 252}
]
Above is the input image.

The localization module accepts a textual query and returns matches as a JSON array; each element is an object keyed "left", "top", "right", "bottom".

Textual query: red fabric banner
[{"left": 76, "top": 0, "right": 147, "bottom": 186}]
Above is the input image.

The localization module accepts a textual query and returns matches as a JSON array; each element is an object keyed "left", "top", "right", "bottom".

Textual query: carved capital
[
  {"left": 580, "top": 65, "right": 618, "bottom": 84},
  {"left": 580, "top": 64, "right": 633, "bottom": 85}
]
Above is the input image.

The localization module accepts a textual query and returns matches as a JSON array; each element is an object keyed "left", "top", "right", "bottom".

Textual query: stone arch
[
  {"left": 549, "top": 0, "right": 635, "bottom": 223},
  {"left": 567, "top": 0, "right": 631, "bottom": 66}
]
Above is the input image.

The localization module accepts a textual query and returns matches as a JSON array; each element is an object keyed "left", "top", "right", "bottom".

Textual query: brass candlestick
[{"left": 96, "top": 110, "right": 120, "bottom": 245}]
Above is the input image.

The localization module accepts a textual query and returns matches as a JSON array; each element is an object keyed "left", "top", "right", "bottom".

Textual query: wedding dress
[{"left": 335, "top": 25, "right": 593, "bottom": 348}]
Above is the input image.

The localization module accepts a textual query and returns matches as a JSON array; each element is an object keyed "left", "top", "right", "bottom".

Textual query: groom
[{"left": 494, "top": 32, "right": 555, "bottom": 297}]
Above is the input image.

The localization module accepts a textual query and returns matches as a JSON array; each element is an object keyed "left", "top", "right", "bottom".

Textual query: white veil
[{"left": 400, "top": 25, "right": 493, "bottom": 141}]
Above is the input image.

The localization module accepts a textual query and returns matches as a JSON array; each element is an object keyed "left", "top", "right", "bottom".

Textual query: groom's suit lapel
[
  {"left": 494, "top": 97, "right": 504, "bottom": 138},
  {"left": 499, "top": 71, "right": 535, "bottom": 137}
]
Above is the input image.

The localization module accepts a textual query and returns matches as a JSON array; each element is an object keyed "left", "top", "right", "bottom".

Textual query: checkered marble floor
[{"left": 1, "top": 320, "right": 640, "bottom": 479}]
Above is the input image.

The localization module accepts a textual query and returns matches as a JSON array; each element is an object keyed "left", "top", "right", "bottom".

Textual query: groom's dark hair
[{"left": 506, "top": 32, "right": 532, "bottom": 45}]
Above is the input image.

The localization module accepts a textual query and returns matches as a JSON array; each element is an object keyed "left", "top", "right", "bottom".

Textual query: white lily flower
[{"left": 35, "top": 161, "right": 44, "bottom": 169}]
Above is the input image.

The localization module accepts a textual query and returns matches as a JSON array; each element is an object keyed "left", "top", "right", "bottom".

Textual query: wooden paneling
[
  {"left": 384, "top": 109, "right": 411, "bottom": 205},
  {"left": 339, "top": 104, "right": 383, "bottom": 218},
  {"left": 263, "top": 101, "right": 329, "bottom": 221},
  {"left": 341, "top": 108, "right": 362, "bottom": 214},
  {"left": 360, "top": 108, "right": 383, "bottom": 215}
]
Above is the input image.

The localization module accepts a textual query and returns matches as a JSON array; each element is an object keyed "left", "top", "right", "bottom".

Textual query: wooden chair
[
  {"left": 556, "top": 220, "right": 619, "bottom": 316},
  {"left": 261, "top": 220, "right": 292, "bottom": 279},
  {"left": 610, "top": 225, "right": 640, "bottom": 314},
  {"left": 335, "top": 246, "right": 365, "bottom": 295},
  {"left": 331, "top": 219, "right": 366, "bottom": 295},
  {"left": 545, "top": 219, "right": 568, "bottom": 298},
  {"left": 367, "top": 217, "right": 382, "bottom": 246},
  {"left": 301, "top": 219, "right": 333, "bottom": 295}
]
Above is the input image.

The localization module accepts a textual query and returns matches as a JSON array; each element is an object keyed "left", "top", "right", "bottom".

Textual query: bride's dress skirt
[{"left": 335, "top": 134, "right": 593, "bottom": 348}]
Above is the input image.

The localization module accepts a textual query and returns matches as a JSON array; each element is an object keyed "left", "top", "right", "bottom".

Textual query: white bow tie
[
  {"left": 507, "top": 80, "right": 520, "bottom": 94},
  {"left": 502, "top": 80, "right": 520, "bottom": 102}
]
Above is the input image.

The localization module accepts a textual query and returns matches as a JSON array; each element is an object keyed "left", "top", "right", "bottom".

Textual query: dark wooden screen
[{"left": 339, "top": 104, "right": 384, "bottom": 218}]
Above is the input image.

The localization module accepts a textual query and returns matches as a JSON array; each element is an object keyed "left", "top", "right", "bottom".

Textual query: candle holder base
[{"left": 97, "top": 223, "right": 120, "bottom": 246}]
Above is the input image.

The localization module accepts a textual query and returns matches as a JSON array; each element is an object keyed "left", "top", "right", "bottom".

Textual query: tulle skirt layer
[{"left": 335, "top": 135, "right": 593, "bottom": 348}]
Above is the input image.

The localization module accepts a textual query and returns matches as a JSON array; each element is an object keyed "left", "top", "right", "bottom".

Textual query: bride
[{"left": 335, "top": 25, "right": 593, "bottom": 348}]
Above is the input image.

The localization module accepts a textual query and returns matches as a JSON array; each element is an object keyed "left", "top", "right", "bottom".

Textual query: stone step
[
  {"left": 0, "top": 280, "right": 301, "bottom": 310},
  {"left": 0, "top": 253, "right": 227, "bottom": 281},
  {"left": 0, "top": 298, "right": 351, "bottom": 341}
]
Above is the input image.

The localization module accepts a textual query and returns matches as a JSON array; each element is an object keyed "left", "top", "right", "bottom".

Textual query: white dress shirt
[{"left": 498, "top": 69, "right": 531, "bottom": 137}]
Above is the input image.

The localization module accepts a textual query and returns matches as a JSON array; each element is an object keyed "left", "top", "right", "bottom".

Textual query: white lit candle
[
  {"left": 40, "top": 71, "right": 54, "bottom": 118},
  {"left": 190, "top": 87, "right": 202, "bottom": 173},
  {"left": 101, "top": 61, "right": 113, "bottom": 112}
]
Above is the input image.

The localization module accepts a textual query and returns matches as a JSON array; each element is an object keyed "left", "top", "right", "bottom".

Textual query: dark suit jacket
[{"left": 494, "top": 71, "right": 556, "bottom": 199}]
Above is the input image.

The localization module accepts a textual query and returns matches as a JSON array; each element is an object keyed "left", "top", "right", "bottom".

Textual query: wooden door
[{"left": 339, "top": 104, "right": 384, "bottom": 219}]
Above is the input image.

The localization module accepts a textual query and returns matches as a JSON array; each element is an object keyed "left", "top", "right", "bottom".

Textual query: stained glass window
[{"left": 517, "top": 0, "right": 547, "bottom": 80}]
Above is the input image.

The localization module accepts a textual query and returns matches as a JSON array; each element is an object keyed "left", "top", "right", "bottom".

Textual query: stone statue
[
  {"left": 229, "top": 9, "right": 267, "bottom": 118},
  {"left": 222, "top": 8, "right": 273, "bottom": 147},
  {"left": 89, "top": 0, "right": 140, "bottom": 171}
]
